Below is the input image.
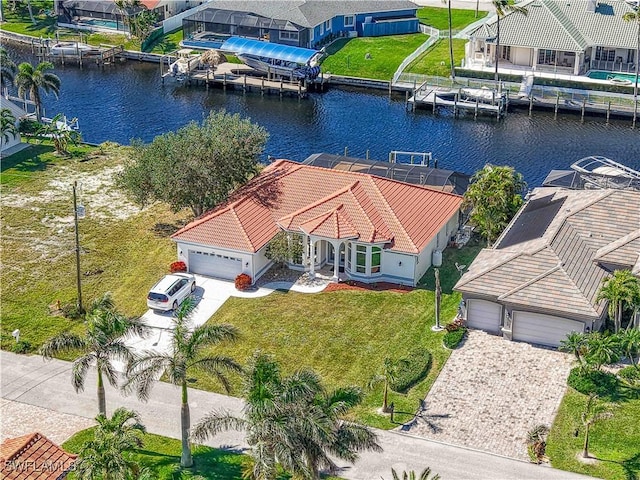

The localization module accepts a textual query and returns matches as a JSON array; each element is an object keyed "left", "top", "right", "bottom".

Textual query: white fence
[
  {"left": 162, "top": 1, "right": 213, "bottom": 33},
  {"left": 392, "top": 29, "right": 439, "bottom": 84}
]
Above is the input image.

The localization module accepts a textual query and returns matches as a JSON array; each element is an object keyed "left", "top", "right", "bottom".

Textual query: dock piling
[
  {"left": 606, "top": 101, "right": 611, "bottom": 124},
  {"left": 529, "top": 95, "right": 533, "bottom": 116},
  {"left": 581, "top": 98, "right": 586, "bottom": 123},
  {"left": 554, "top": 93, "right": 560, "bottom": 119}
]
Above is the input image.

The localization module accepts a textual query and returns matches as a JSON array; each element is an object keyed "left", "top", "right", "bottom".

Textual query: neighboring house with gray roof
[
  {"left": 182, "top": 0, "right": 418, "bottom": 49},
  {"left": 465, "top": 0, "right": 638, "bottom": 77},
  {"left": 454, "top": 187, "right": 640, "bottom": 347}
]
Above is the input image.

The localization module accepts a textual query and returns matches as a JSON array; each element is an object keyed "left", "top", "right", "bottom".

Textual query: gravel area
[{"left": 1, "top": 398, "right": 94, "bottom": 444}]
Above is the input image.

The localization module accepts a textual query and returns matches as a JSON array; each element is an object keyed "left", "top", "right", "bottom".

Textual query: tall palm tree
[
  {"left": 193, "top": 353, "right": 381, "bottom": 480},
  {"left": 124, "top": 297, "right": 241, "bottom": 468},
  {"left": 442, "top": 0, "right": 455, "bottom": 80},
  {"left": 1, "top": 108, "right": 17, "bottom": 145},
  {"left": 584, "top": 333, "right": 621, "bottom": 371},
  {"left": 623, "top": 2, "right": 640, "bottom": 104},
  {"left": 616, "top": 328, "right": 640, "bottom": 368},
  {"left": 40, "top": 293, "right": 149, "bottom": 416},
  {"left": 492, "top": 0, "right": 528, "bottom": 84},
  {"left": 596, "top": 269, "right": 640, "bottom": 332},
  {"left": 369, "top": 357, "right": 405, "bottom": 413},
  {"left": 75, "top": 407, "right": 146, "bottom": 480},
  {"left": 0, "top": 47, "right": 17, "bottom": 91},
  {"left": 581, "top": 394, "right": 614, "bottom": 459},
  {"left": 15, "top": 61, "right": 61, "bottom": 122}
]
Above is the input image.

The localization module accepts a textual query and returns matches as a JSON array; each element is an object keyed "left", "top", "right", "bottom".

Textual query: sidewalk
[{"left": 0, "top": 351, "right": 593, "bottom": 480}]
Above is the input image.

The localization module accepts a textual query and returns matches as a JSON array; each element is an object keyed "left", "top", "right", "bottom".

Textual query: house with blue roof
[{"left": 181, "top": 0, "right": 419, "bottom": 50}]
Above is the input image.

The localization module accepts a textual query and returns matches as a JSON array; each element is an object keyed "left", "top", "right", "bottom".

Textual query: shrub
[
  {"left": 170, "top": 260, "right": 187, "bottom": 273},
  {"left": 235, "top": 273, "right": 252, "bottom": 291},
  {"left": 443, "top": 328, "right": 466, "bottom": 349},
  {"left": 390, "top": 348, "right": 432, "bottom": 393},
  {"left": 567, "top": 367, "right": 618, "bottom": 396},
  {"left": 11, "top": 340, "right": 32, "bottom": 354},
  {"left": 445, "top": 317, "right": 465, "bottom": 332},
  {"left": 61, "top": 302, "right": 83, "bottom": 320},
  {"left": 618, "top": 366, "right": 640, "bottom": 383}
]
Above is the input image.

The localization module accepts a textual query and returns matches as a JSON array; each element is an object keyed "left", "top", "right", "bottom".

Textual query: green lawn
[
  {"left": 417, "top": 6, "right": 487, "bottom": 30},
  {"left": 0, "top": 142, "right": 187, "bottom": 353},
  {"left": 149, "top": 28, "right": 184, "bottom": 54},
  {"left": 320, "top": 34, "right": 427, "bottom": 80},
  {"left": 547, "top": 388, "right": 640, "bottom": 480},
  {"left": 193, "top": 288, "right": 458, "bottom": 429},
  {"left": 63, "top": 428, "right": 247, "bottom": 479},
  {"left": 405, "top": 38, "right": 467, "bottom": 77},
  {"left": 419, "top": 237, "right": 483, "bottom": 294}
]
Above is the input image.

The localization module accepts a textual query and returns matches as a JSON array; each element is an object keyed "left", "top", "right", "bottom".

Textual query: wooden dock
[
  {"left": 33, "top": 39, "right": 124, "bottom": 67},
  {"left": 408, "top": 81, "right": 506, "bottom": 118},
  {"left": 162, "top": 61, "right": 308, "bottom": 98}
]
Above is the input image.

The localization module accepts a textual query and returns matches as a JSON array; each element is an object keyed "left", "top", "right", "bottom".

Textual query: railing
[
  {"left": 590, "top": 59, "right": 636, "bottom": 73},
  {"left": 392, "top": 29, "right": 439, "bottom": 85}
]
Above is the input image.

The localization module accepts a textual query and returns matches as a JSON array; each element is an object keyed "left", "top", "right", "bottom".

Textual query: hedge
[
  {"left": 443, "top": 328, "right": 466, "bottom": 349},
  {"left": 567, "top": 367, "right": 618, "bottom": 396},
  {"left": 390, "top": 348, "right": 432, "bottom": 394}
]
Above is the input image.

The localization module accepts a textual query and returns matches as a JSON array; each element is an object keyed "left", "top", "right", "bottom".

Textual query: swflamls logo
[{"left": 3, "top": 460, "right": 76, "bottom": 472}]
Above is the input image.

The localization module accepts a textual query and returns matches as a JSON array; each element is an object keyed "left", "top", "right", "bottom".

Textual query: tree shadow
[
  {"left": 153, "top": 37, "right": 179, "bottom": 54},
  {"left": 152, "top": 220, "right": 190, "bottom": 237},
  {"left": 592, "top": 451, "right": 640, "bottom": 480},
  {"left": 0, "top": 145, "right": 55, "bottom": 180}
]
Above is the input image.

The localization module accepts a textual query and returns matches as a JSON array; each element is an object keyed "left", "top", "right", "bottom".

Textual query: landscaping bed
[{"left": 324, "top": 280, "right": 413, "bottom": 293}]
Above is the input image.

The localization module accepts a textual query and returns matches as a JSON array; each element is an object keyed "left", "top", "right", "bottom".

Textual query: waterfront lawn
[
  {"left": 149, "top": 28, "right": 184, "bottom": 54},
  {"left": 417, "top": 6, "right": 487, "bottom": 30},
  {"left": 546, "top": 388, "right": 640, "bottom": 480},
  {"left": 194, "top": 289, "right": 456, "bottom": 430},
  {"left": 320, "top": 34, "right": 427, "bottom": 80},
  {"left": 1, "top": 142, "right": 186, "bottom": 353},
  {"left": 405, "top": 38, "right": 467, "bottom": 77},
  {"left": 63, "top": 428, "right": 247, "bottom": 479}
]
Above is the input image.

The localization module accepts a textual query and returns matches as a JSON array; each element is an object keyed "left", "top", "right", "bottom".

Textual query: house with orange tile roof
[
  {"left": 172, "top": 159, "right": 464, "bottom": 286},
  {"left": 1, "top": 432, "right": 77, "bottom": 480}
]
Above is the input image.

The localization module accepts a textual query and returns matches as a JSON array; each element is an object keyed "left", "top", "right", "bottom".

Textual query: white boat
[
  {"left": 50, "top": 42, "right": 99, "bottom": 56},
  {"left": 169, "top": 49, "right": 201, "bottom": 76},
  {"left": 237, "top": 54, "right": 321, "bottom": 80}
]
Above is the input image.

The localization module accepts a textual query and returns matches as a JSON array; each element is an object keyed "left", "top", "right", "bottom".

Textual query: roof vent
[{"left": 586, "top": 0, "right": 597, "bottom": 12}]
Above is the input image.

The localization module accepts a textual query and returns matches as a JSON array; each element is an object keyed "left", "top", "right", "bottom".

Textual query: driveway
[{"left": 407, "top": 330, "right": 574, "bottom": 460}]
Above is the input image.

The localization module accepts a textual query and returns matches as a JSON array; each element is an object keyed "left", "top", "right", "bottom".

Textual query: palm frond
[
  {"left": 186, "top": 323, "right": 239, "bottom": 356},
  {"left": 71, "top": 353, "right": 95, "bottom": 392},
  {"left": 40, "top": 332, "right": 87, "bottom": 358},
  {"left": 123, "top": 353, "right": 171, "bottom": 401},
  {"left": 191, "top": 410, "right": 246, "bottom": 442}
]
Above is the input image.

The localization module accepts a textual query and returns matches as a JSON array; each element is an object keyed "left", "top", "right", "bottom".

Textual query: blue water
[
  {"left": 5, "top": 43, "right": 640, "bottom": 187},
  {"left": 587, "top": 70, "right": 638, "bottom": 83},
  {"left": 81, "top": 18, "right": 120, "bottom": 30}
]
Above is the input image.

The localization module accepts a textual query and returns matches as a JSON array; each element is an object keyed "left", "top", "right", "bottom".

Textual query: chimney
[{"left": 586, "top": 0, "right": 597, "bottom": 12}]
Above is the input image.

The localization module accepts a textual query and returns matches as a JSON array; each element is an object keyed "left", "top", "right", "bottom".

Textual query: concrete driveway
[{"left": 407, "top": 330, "right": 574, "bottom": 460}]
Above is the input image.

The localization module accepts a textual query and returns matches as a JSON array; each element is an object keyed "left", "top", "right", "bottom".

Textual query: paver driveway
[{"left": 407, "top": 330, "right": 574, "bottom": 460}]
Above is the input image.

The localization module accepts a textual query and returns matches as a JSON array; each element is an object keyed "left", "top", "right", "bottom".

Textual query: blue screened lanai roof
[{"left": 220, "top": 37, "right": 318, "bottom": 64}]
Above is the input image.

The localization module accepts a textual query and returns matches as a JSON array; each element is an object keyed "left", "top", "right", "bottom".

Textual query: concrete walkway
[
  {"left": 0, "top": 351, "right": 592, "bottom": 480},
  {"left": 408, "top": 331, "right": 574, "bottom": 460}
]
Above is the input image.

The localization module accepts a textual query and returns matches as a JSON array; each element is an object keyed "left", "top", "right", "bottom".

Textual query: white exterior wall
[
  {"left": 380, "top": 251, "right": 415, "bottom": 284},
  {"left": 162, "top": 0, "right": 212, "bottom": 32},
  {"left": 176, "top": 241, "right": 253, "bottom": 275},
  {"left": 511, "top": 46, "right": 532, "bottom": 66},
  {"left": 415, "top": 213, "right": 460, "bottom": 283},
  {"left": 252, "top": 245, "right": 273, "bottom": 281}
]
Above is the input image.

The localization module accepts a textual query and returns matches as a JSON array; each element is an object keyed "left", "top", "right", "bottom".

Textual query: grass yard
[
  {"left": 547, "top": 388, "right": 640, "bottom": 480},
  {"left": 149, "top": 28, "right": 184, "bottom": 54},
  {"left": 0, "top": 141, "right": 188, "bottom": 352},
  {"left": 419, "top": 237, "right": 483, "bottom": 294},
  {"left": 63, "top": 428, "right": 247, "bottom": 479},
  {"left": 417, "top": 6, "right": 487, "bottom": 30},
  {"left": 320, "top": 34, "right": 427, "bottom": 80},
  {"left": 405, "top": 38, "right": 467, "bottom": 78},
  {"left": 193, "top": 288, "right": 458, "bottom": 430}
]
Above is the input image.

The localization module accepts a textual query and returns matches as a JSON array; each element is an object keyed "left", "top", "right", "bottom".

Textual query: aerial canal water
[{"left": 5, "top": 44, "right": 640, "bottom": 187}]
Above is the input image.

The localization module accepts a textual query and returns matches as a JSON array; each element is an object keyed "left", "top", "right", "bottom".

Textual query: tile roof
[
  {"left": 455, "top": 188, "right": 640, "bottom": 320},
  {"left": 204, "top": 0, "right": 418, "bottom": 28},
  {"left": 1, "top": 432, "right": 77, "bottom": 480},
  {"left": 172, "top": 160, "right": 463, "bottom": 254},
  {"left": 470, "top": 0, "right": 637, "bottom": 51}
]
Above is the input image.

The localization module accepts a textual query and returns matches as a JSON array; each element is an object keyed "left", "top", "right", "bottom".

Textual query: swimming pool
[
  {"left": 80, "top": 18, "right": 120, "bottom": 30},
  {"left": 587, "top": 70, "right": 639, "bottom": 84}
]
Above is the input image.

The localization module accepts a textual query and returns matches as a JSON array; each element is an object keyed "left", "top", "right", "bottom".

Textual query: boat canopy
[{"left": 220, "top": 37, "right": 319, "bottom": 64}]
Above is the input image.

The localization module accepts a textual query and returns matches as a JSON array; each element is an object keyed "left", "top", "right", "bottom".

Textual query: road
[{"left": 0, "top": 351, "right": 593, "bottom": 480}]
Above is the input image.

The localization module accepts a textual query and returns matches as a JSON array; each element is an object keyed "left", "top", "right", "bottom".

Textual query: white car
[{"left": 147, "top": 273, "right": 196, "bottom": 312}]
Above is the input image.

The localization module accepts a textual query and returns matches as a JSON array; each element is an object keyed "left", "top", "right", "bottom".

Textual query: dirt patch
[{"left": 325, "top": 281, "right": 413, "bottom": 293}]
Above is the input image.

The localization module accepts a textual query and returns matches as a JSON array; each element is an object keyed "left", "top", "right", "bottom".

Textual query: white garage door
[
  {"left": 512, "top": 311, "right": 584, "bottom": 347},
  {"left": 188, "top": 250, "right": 242, "bottom": 280},
  {"left": 466, "top": 299, "right": 502, "bottom": 333}
]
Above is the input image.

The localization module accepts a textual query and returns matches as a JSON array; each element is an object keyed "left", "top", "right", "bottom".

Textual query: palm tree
[
  {"left": 75, "top": 407, "right": 146, "bottom": 480},
  {"left": 193, "top": 353, "right": 380, "bottom": 480},
  {"left": 114, "top": 0, "right": 142, "bottom": 34},
  {"left": 559, "top": 331, "right": 587, "bottom": 369},
  {"left": 0, "top": 47, "right": 17, "bottom": 90},
  {"left": 442, "top": 0, "right": 455, "bottom": 80},
  {"left": 124, "top": 297, "right": 241, "bottom": 468},
  {"left": 369, "top": 357, "right": 405, "bottom": 413},
  {"left": 623, "top": 2, "right": 640, "bottom": 106},
  {"left": 584, "top": 333, "right": 621, "bottom": 371},
  {"left": 15, "top": 61, "right": 61, "bottom": 122},
  {"left": 525, "top": 424, "right": 549, "bottom": 464},
  {"left": 616, "top": 328, "right": 640, "bottom": 368},
  {"left": 1, "top": 108, "right": 17, "bottom": 145},
  {"left": 38, "top": 113, "right": 81, "bottom": 155},
  {"left": 491, "top": 0, "right": 528, "bottom": 84},
  {"left": 581, "top": 394, "right": 614, "bottom": 459},
  {"left": 596, "top": 269, "right": 640, "bottom": 332},
  {"left": 40, "top": 293, "right": 149, "bottom": 416},
  {"left": 389, "top": 467, "right": 441, "bottom": 480}
]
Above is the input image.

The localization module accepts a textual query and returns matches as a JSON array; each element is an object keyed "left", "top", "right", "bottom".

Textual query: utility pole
[
  {"left": 431, "top": 268, "right": 444, "bottom": 331},
  {"left": 73, "top": 181, "right": 84, "bottom": 314}
]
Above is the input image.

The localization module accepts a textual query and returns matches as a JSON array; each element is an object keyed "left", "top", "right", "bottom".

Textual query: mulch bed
[{"left": 324, "top": 281, "right": 414, "bottom": 294}]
